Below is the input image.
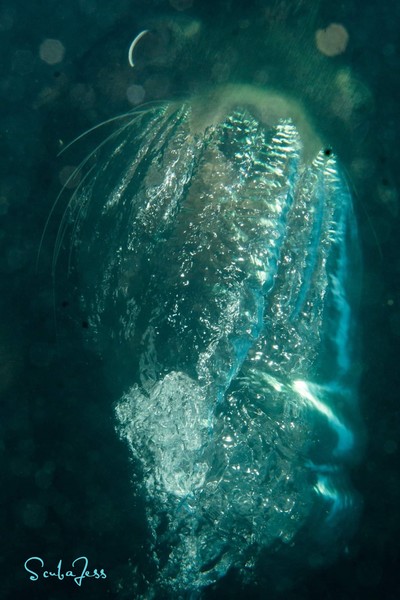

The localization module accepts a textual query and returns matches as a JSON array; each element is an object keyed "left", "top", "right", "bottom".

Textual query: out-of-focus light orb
[
  {"left": 316, "top": 23, "right": 349, "bottom": 57},
  {"left": 39, "top": 39, "right": 65, "bottom": 65},
  {"left": 127, "top": 84, "right": 146, "bottom": 106}
]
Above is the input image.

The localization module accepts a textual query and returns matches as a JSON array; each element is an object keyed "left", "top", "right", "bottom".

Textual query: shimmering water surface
[{"left": 73, "top": 89, "right": 362, "bottom": 595}]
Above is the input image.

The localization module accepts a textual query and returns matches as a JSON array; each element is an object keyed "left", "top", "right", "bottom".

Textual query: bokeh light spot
[
  {"left": 39, "top": 38, "right": 65, "bottom": 65},
  {"left": 316, "top": 23, "right": 349, "bottom": 57},
  {"left": 126, "top": 84, "right": 146, "bottom": 106}
]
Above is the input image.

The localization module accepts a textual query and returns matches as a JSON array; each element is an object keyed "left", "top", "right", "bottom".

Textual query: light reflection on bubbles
[
  {"left": 39, "top": 38, "right": 66, "bottom": 65},
  {"left": 126, "top": 84, "right": 146, "bottom": 106},
  {"left": 315, "top": 23, "right": 349, "bottom": 57}
]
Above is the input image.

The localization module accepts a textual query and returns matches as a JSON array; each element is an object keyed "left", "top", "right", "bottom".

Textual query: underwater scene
[{"left": 1, "top": 1, "right": 399, "bottom": 599}]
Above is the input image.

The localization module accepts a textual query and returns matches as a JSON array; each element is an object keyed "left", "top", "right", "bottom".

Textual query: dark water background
[{"left": 0, "top": 0, "right": 399, "bottom": 598}]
